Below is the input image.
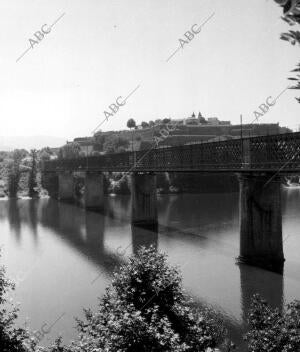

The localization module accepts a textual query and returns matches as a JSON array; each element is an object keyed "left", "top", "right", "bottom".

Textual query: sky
[{"left": 0, "top": 0, "right": 299, "bottom": 141}]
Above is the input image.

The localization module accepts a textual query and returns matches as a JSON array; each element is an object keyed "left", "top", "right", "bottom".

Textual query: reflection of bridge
[
  {"left": 42, "top": 132, "right": 300, "bottom": 271},
  {"left": 40, "top": 200, "right": 158, "bottom": 276},
  {"left": 4, "top": 198, "right": 158, "bottom": 277},
  {"left": 3, "top": 198, "right": 286, "bottom": 350}
]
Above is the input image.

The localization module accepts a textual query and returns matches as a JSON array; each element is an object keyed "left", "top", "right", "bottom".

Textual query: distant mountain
[{"left": 0, "top": 136, "right": 66, "bottom": 151}]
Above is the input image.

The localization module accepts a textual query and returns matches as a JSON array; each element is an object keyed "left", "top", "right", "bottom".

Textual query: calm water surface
[{"left": 1, "top": 189, "right": 300, "bottom": 350}]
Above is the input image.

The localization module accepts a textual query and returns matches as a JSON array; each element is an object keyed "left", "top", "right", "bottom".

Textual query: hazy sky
[{"left": 0, "top": 0, "right": 299, "bottom": 140}]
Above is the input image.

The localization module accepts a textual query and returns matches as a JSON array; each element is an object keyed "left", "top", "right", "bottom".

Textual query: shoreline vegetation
[{"left": 1, "top": 246, "right": 300, "bottom": 351}]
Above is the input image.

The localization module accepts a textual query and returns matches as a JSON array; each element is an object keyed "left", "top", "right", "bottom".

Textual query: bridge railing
[
  {"left": 249, "top": 132, "right": 300, "bottom": 170},
  {"left": 43, "top": 132, "right": 300, "bottom": 173}
]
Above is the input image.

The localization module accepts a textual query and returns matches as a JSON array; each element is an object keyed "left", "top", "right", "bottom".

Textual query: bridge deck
[{"left": 43, "top": 132, "right": 300, "bottom": 173}]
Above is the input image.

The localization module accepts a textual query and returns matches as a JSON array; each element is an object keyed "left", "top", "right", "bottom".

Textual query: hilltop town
[{"left": 65, "top": 112, "right": 291, "bottom": 156}]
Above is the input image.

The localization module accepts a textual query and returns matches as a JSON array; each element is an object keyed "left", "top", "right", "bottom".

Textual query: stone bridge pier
[
  {"left": 46, "top": 171, "right": 159, "bottom": 229},
  {"left": 238, "top": 173, "right": 284, "bottom": 271},
  {"left": 58, "top": 172, "right": 74, "bottom": 202},
  {"left": 43, "top": 166, "right": 286, "bottom": 271},
  {"left": 84, "top": 172, "right": 104, "bottom": 211},
  {"left": 131, "top": 172, "right": 158, "bottom": 229},
  {"left": 56, "top": 171, "right": 105, "bottom": 209}
]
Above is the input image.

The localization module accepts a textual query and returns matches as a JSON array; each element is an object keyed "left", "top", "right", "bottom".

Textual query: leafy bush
[
  {"left": 110, "top": 173, "right": 131, "bottom": 194},
  {"left": 272, "top": 0, "right": 300, "bottom": 103},
  {"left": 66, "top": 246, "right": 226, "bottom": 351},
  {"left": 245, "top": 294, "right": 300, "bottom": 352},
  {"left": 0, "top": 247, "right": 230, "bottom": 352},
  {"left": 0, "top": 251, "right": 29, "bottom": 352}
]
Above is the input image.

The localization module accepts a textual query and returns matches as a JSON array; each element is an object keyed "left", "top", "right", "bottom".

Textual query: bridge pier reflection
[
  {"left": 239, "top": 263, "right": 284, "bottom": 322},
  {"left": 131, "top": 172, "right": 158, "bottom": 229},
  {"left": 85, "top": 211, "right": 105, "bottom": 251},
  {"left": 238, "top": 173, "right": 284, "bottom": 271},
  {"left": 131, "top": 224, "right": 158, "bottom": 255},
  {"left": 84, "top": 172, "right": 104, "bottom": 211},
  {"left": 44, "top": 170, "right": 287, "bottom": 271}
]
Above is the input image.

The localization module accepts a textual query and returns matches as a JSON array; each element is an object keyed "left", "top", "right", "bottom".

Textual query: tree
[
  {"left": 39, "top": 147, "right": 53, "bottom": 163},
  {"left": 127, "top": 118, "right": 136, "bottom": 152},
  {"left": 39, "top": 149, "right": 51, "bottom": 162},
  {"left": 7, "top": 150, "right": 24, "bottom": 198},
  {"left": 110, "top": 173, "right": 131, "bottom": 194},
  {"left": 141, "top": 121, "right": 149, "bottom": 128},
  {"left": 67, "top": 247, "right": 227, "bottom": 351},
  {"left": 127, "top": 118, "right": 136, "bottom": 130},
  {"left": 245, "top": 294, "right": 300, "bottom": 351},
  {"left": 149, "top": 120, "right": 155, "bottom": 127},
  {"left": 58, "top": 142, "right": 81, "bottom": 159},
  {"left": 273, "top": 0, "right": 300, "bottom": 102},
  {"left": 0, "top": 246, "right": 232, "bottom": 352},
  {"left": 0, "top": 250, "right": 29, "bottom": 351},
  {"left": 162, "top": 118, "right": 171, "bottom": 124},
  {"left": 28, "top": 149, "right": 39, "bottom": 198},
  {"left": 39, "top": 146, "right": 52, "bottom": 155}
]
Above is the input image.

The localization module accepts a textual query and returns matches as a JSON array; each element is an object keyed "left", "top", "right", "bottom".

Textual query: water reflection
[
  {"left": 85, "top": 211, "right": 105, "bottom": 250},
  {"left": 40, "top": 198, "right": 60, "bottom": 231},
  {"left": 239, "top": 264, "right": 284, "bottom": 321},
  {"left": 282, "top": 187, "right": 300, "bottom": 215},
  {"left": 131, "top": 224, "right": 158, "bottom": 254},
  {"left": 158, "top": 193, "right": 239, "bottom": 230},
  {"left": 7, "top": 200, "right": 21, "bottom": 240},
  {"left": 40, "top": 200, "right": 122, "bottom": 275},
  {"left": 28, "top": 200, "right": 38, "bottom": 240},
  {"left": 0, "top": 190, "right": 299, "bottom": 351}
]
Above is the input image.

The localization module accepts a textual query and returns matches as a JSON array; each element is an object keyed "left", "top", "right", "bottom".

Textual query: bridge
[{"left": 42, "top": 132, "right": 300, "bottom": 272}]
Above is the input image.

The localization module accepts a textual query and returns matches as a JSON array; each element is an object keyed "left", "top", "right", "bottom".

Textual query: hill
[{"left": 0, "top": 135, "right": 66, "bottom": 151}]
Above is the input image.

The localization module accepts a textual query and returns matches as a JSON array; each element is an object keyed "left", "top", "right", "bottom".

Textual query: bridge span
[{"left": 42, "top": 132, "right": 300, "bottom": 272}]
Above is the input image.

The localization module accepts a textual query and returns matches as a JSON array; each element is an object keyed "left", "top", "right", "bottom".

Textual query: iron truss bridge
[{"left": 43, "top": 132, "right": 300, "bottom": 174}]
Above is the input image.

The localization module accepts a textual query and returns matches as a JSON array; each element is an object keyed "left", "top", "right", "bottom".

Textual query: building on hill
[
  {"left": 155, "top": 122, "right": 291, "bottom": 148},
  {"left": 171, "top": 112, "right": 231, "bottom": 127},
  {"left": 73, "top": 137, "right": 95, "bottom": 156},
  {"left": 198, "top": 112, "right": 206, "bottom": 124},
  {"left": 72, "top": 112, "right": 292, "bottom": 153},
  {"left": 184, "top": 112, "right": 199, "bottom": 126}
]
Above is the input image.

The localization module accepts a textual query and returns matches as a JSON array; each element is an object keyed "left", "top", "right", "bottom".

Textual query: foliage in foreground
[
  {"left": 245, "top": 294, "right": 300, "bottom": 352},
  {"left": 273, "top": 0, "right": 300, "bottom": 102},
  {"left": 60, "top": 246, "right": 227, "bottom": 352},
  {"left": 7, "top": 246, "right": 300, "bottom": 352},
  {"left": 0, "top": 247, "right": 229, "bottom": 352},
  {"left": 0, "top": 257, "right": 29, "bottom": 352}
]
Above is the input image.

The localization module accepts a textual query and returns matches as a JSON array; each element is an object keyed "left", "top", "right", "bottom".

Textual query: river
[{"left": 0, "top": 189, "right": 300, "bottom": 350}]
